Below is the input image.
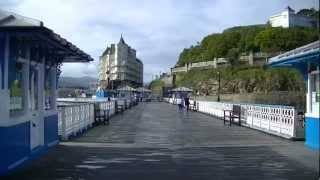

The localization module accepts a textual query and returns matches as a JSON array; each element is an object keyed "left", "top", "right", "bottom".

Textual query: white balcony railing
[{"left": 164, "top": 98, "right": 304, "bottom": 139}]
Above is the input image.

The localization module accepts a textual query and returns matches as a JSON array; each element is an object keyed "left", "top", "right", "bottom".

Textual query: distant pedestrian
[
  {"left": 185, "top": 97, "right": 190, "bottom": 111},
  {"left": 178, "top": 98, "right": 184, "bottom": 111}
]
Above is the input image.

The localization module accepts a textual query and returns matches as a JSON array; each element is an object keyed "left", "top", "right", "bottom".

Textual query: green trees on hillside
[
  {"left": 177, "top": 25, "right": 318, "bottom": 66},
  {"left": 254, "top": 27, "right": 318, "bottom": 52},
  {"left": 297, "top": 8, "right": 319, "bottom": 19},
  {"left": 175, "top": 67, "right": 305, "bottom": 94},
  {"left": 149, "top": 79, "right": 165, "bottom": 93},
  {"left": 164, "top": 9, "right": 318, "bottom": 98}
]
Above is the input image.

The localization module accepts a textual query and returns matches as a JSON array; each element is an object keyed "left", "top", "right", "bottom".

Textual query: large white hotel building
[{"left": 99, "top": 36, "right": 143, "bottom": 89}]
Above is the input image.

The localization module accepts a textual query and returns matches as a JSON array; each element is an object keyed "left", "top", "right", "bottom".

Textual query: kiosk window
[
  {"left": 44, "top": 67, "right": 53, "bottom": 110},
  {"left": 310, "top": 71, "right": 319, "bottom": 114},
  {"left": 29, "top": 66, "right": 39, "bottom": 111},
  {"left": 10, "top": 62, "right": 24, "bottom": 113},
  {"left": 311, "top": 72, "right": 319, "bottom": 101}
]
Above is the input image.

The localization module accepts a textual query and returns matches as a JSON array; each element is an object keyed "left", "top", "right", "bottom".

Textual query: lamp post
[{"left": 217, "top": 71, "right": 221, "bottom": 102}]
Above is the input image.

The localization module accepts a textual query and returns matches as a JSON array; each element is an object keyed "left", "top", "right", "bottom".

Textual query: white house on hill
[{"left": 268, "top": 6, "right": 318, "bottom": 28}]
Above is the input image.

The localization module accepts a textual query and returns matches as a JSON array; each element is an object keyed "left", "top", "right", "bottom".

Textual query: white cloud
[{"left": 2, "top": 0, "right": 318, "bottom": 82}]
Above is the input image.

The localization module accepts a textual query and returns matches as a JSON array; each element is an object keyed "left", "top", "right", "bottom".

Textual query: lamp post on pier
[{"left": 217, "top": 71, "right": 221, "bottom": 102}]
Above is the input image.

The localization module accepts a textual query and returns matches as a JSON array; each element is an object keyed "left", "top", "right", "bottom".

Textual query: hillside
[
  {"left": 150, "top": 19, "right": 319, "bottom": 106},
  {"left": 177, "top": 26, "right": 318, "bottom": 66},
  {"left": 175, "top": 66, "right": 305, "bottom": 95},
  {"left": 58, "top": 76, "right": 98, "bottom": 89}
]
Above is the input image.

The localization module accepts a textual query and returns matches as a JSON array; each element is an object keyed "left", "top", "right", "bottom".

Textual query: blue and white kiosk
[
  {"left": 269, "top": 41, "right": 319, "bottom": 150},
  {"left": 0, "top": 11, "right": 93, "bottom": 175}
]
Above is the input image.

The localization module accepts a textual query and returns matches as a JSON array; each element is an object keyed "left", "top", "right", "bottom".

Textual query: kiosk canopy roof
[
  {"left": 268, "top": 41, "right": 319, "bottom": 68},
  {"left": 0, "top": 10, "right": 93, "bottom": 63}
]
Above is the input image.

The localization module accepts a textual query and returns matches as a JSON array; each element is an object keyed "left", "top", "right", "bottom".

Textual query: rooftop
[{"left": 0, "top": 10, "right": 93, "bottom": 62}]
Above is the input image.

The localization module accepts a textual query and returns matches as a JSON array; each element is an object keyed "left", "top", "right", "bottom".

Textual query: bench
[
  {"left": 223, "top": 105, "right": 241, "bottom": 126},
  {"left": 189, "top": 101, "right": 199, "bottom": 111},
  {"left": 117, "top": 104, "right": 125, "bottom": 113},
  {"left": 95, "top": 107, "right": 110, "bottom": 125},
  {"left": 116, "top": 101, "right": 125, "bottom": 114}
]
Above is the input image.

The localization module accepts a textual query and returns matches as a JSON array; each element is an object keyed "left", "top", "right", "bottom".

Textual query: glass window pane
[
  {"left": 44, "top": 67, "right": 53, "bottom": 110},
  {"left": 30, "top": 66, "right": 38, "bottom": 110},
  {"left": 311, "top": 72, "right": 319, "bottom": 114},
  {"left": 10, "top": 62, "right": 24, "bottom": 113}
]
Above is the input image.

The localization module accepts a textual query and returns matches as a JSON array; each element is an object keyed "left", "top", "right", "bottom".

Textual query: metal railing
[{"left": 164, "top": 98, "right": 304, "bottom": 139}]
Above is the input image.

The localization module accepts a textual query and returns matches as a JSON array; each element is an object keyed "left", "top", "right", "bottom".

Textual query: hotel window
[{"left": 9, "top": 61, "right": 25, "bottom": 114}]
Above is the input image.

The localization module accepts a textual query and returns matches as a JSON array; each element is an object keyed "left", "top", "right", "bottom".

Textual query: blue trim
[
  {"left": 269, "top": 50, "right": 320, "bottom": 80},
  {"left": 44, "top": 114, "right": 59, "bottom": 146},
  {"left": 0, "top": 121, "right": 30, "bottom": 176},
  {"left": 0, "top": 115, "right": 59, "bottom": 176},
  {"left": 269, "top": 49, "right": 319, "bottom": 66},
  {"left": 305, "top": 116, "right": 320, "bottom": 150}
]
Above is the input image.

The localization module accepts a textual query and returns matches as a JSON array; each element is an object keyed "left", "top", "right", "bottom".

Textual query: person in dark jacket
[{"left": 184, "top": 97, "right": 190, "bottom": 111}]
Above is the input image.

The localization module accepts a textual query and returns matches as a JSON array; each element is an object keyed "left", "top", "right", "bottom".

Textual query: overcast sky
[{"left": 1, "top": 0, "right": 318, "bottom": 82}]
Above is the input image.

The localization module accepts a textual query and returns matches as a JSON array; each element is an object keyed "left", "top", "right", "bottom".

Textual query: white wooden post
[
  {"left": 52, "top": 66, "right": 57, "bottom": 111},
  {"left": 24, "top": 45, "right": 30, "bottom": 114},
  {"left": 61, "top": 108, "right": 67, "bottom": 140}
]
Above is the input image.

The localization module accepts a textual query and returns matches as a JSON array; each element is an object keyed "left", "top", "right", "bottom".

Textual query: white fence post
[{"left": 60, "top": 108, "right": 67, "bottom": 140}]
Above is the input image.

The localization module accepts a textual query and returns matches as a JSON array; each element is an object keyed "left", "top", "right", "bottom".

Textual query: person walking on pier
[
  {"left": 184, "top": 97, "right": 190, "bottom": 111},
  {"left": 178, "top": 98, "right": 184, "bottom": 111}
]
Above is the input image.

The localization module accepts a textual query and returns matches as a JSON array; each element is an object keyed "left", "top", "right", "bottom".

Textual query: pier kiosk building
[
  {"left": 0, "top": 10, "right": 93, "bottom": 175},
  {"left": 269, "top": 41, "right": 319, "bottom": 150}
]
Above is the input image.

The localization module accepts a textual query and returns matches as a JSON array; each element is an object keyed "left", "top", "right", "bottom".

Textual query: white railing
[
  {"left": 58, "top": 103, "right": 94, "bottom": 140},
  {"left": 57, "top": 99, "right": 117, "bottom": 140},
  {"left": 117, "top": 99, "right": 126, "bottom": 108},
  {"left": 164, "top": 98, "right": 304, "bottom": 139},
  {"left": 97, "top": 101, "right": 116, "bottom": 116}
]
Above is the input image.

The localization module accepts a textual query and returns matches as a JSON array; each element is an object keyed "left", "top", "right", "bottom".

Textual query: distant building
[
  {"left": 159, "top": 73, "right": 174, "bottom": 87},
  {"left": 99, "top": 36, "right": 143, "bottom": 89},
  {"left": 268, "top": 6, "right": 318, "bottom": 28}
]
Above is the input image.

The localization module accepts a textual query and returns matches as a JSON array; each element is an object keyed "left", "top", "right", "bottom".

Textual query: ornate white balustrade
[
  {"left": 164, "top": 98, "right": 304, "bottom": 139},
  {"left": 97, "top": 101, "right": 116, "bottom": 116},
  {"left": 57, "top": 99, "right": 117, "bottom": 140},
  {"left": 58, "top": 103, "right": 94, "bottom": 140}
]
